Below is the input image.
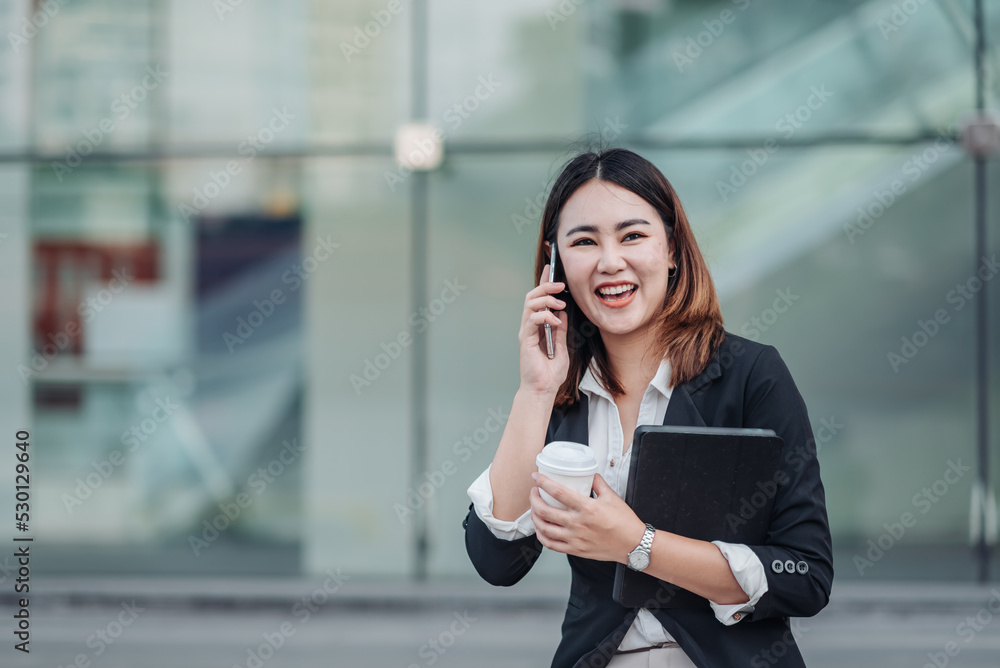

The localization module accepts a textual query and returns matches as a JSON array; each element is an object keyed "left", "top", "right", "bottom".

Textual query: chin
[
  {"left": 586, "top": 308, "right": 650, "bottom": 338},
  {"left": 600, "top": 322, "right": 647, "bottom": 338}
]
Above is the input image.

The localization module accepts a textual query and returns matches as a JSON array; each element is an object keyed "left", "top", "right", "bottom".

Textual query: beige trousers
[{"left": 606, "top": 645, "right": 698, "bottom": 667}]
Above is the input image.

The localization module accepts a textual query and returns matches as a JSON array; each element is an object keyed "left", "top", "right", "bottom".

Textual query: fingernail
[{"left": 531, "top": 472, "right": 538, "bottom": 481}]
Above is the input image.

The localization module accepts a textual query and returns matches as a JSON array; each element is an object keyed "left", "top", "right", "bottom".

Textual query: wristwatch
[{"left": 627, "top": 523, "right": 656, "bottom": 571}]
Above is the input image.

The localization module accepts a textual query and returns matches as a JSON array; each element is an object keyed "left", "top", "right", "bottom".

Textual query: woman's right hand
[{"left": 517, "top": 263, "right": 570, "bottom": 396}]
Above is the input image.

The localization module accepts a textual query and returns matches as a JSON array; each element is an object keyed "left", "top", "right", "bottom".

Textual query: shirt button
[{"left": 610, "top": 458, "right": 615, "bottom": 467}]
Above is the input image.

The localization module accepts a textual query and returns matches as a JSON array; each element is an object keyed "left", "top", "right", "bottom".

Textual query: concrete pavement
[{"left": 4, "top": 578, "right": 1000, "bottom": 667}]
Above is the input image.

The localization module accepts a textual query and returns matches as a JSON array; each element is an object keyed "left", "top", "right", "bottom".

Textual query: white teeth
[{"left": 597, "top": 284, "right": 636, "bottom": 296}]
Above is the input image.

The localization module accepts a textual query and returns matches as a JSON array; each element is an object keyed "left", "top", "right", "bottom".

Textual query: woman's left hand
[{"left": 530, "top": 472, "right": 647, "bottom": 564}]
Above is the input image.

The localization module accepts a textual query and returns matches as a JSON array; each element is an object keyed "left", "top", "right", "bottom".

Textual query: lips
[{"left": 595, "top": 282, "right": 638, "bottom": 307}]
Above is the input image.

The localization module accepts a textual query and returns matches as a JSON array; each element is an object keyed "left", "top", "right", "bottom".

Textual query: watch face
[{"left": 629, "top": 550, "right": 650, "bottom": 571}]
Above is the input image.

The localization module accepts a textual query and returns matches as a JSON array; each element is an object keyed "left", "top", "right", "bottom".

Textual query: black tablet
[{"left": 612, "top": 425, "right": 784, "bottom": 609}]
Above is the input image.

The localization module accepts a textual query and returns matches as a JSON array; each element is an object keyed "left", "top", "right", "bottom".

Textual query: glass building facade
[{"left": 0, "top": 0, "right": 998, "bottom": 586}]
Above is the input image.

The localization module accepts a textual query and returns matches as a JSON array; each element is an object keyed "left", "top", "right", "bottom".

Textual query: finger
[
  {"left": 532, "top": 511, "right": 569, "bottom": 542},
  {"left": 536, "top": 527, "right": 570, "bottom": 552},
  {"left": 526, "top": 282, "right": 566, "bottom": 304},
  {"left": 526, "top": 294, "right": 566, "bottom": 313},
  {"left": 530, "top": 506, "right": 571, "bottom": 551},
  {"left": 542, "top": 280, "right": 566, "bottom": 296},
  {"left": 532, "top": 264, "right": 565, "bottom": 292},
  {"left": 522, "top": 303, "right": 564, "bottom": 337},
  {"left": 534, "top": 526, "right": 566, "bottom": 553},
  {"left": 591, "top": 473, "right": 615, "bottom": 499},
  {"left": 529, "top": 489, "right": 551, "bottom": 535},
  {"left": 529, "top": 485, "right": 548, "bottom": 515},
  {"left": 526, "top": 310, "right": 561, "bottom": 331},
  {"left": 526, "top": 308, "right": 561, "bottom": 327},
  {"left": 518, "top": 318, "right": 557, "bottom": 351},
  {"left": 529, "top": 487, "right": 549, "bottom": 521},
  {"left": 530, "top": 487, "right": 558, "bottom": 525},
  {"left": 533, "top": 472, "right": 584, "bottom": 512},
  {"left": 522, "top": 285, "right": 564, "bottom": 331}
]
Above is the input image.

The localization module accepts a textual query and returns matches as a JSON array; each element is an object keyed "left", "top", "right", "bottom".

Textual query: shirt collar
[{"left": 579, "top": 357, "right": 673, "bottom": 402}]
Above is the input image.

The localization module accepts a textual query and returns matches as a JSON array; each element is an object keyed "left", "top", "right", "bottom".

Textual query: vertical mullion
[
  {"left": 972, "top": 0, "right": 991, "bottom": 583},
  {"left": 410, "top": 0, "right": 430, "bottom": 581}
]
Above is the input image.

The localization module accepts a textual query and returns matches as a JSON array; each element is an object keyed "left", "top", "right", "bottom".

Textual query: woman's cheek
[{"left": 636, "top": 251, "right": 665, "bottom": 277}]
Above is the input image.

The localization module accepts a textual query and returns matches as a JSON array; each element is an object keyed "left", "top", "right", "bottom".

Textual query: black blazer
[{"left": 463, "top": 332, "right": 833, "bottom": 668}]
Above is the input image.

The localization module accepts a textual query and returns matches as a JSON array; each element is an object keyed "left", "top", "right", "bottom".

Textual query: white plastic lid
[{"left": 536, "top": 441, "right": 598, "bottom": 476}]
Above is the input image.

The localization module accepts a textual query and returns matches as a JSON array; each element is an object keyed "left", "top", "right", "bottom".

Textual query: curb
[{"left": 2, "top": 578, "right": 997, "bottom": 614}]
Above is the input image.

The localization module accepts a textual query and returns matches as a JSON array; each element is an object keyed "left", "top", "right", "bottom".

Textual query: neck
[{"left": 600, "top": 325, "right": 662, "bottom": 393}]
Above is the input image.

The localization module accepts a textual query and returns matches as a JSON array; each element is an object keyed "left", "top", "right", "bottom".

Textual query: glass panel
[
  {"left": 428, "top": 0, "right": 587, "bottom": 141},
  {"left": 32, "top": 0, "right": 159, "bottom": 153},
  {"left": 29, "top": 158, "right": 310, "bottom": 574},
  {"left": 588, "top": 0, "right": 973, "bottom": 138},
  {"left": 301, "top": 156, "right": 413, "bottom": 577},
  {"left": 167, "top": 2, "right": 309, "bottom": 148},
  {"left": 2, "top": 1, "right": 38, "bottom": 577},
  {"left": 988, "top": 0, "right": 1000, "bottom": 110},
  {"left": 0, "top": 0, "right": 30, "bottom": 152},
  {"left": 657, "top": 146, "right": 978, "bottom": 581},
  {"left": 307, "top": 0, "right": 410, "bottom": 144},
  {"left": 987, "top": 159, "right": 1000, "bottom": 579},
  {"left": 424, "top": 153, "right": 574, "bottom": 581},
  {"left": 0, "top": 164, "right": 31, "bottom": 522}
]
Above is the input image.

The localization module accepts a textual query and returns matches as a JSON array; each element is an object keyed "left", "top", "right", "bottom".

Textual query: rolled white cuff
[
  {"left": 466, "top": 465, "right": 535, "bottom": 541},
  {"left": 709, "top": 541, "right": 769, "bottom": 626}
]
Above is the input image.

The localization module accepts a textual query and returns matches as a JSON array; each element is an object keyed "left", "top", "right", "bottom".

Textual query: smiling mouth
[{"left": 595, "top": 283, "right": 638, "bottom": 304}]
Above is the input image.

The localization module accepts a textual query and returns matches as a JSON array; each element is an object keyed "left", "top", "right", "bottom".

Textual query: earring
[{"left": 668, "top": 266, "right": 677, "bottom": 278}]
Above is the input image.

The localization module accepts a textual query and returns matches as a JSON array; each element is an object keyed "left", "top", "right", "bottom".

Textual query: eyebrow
[{"left": 564, "top": 218, "right": 651, "bottom": 237}]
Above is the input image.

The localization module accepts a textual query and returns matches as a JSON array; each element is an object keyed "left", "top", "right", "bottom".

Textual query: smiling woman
[
  {"left": 534, "top": 151, "right": 724, "bottom": 409},
  {"left": 463, "top": 148, "right": 832, "bottom": 668},
  {"left": 563, "top": 209, "right": 665, "bottom": 317}
]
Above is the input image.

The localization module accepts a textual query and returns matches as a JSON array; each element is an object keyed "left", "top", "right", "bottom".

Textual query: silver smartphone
[{"left": 544, "top": 243, "right": 556, "bottom": 359}]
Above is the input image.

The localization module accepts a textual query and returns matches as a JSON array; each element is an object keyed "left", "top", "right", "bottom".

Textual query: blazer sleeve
[
  {"left": 462, "top": 502, "right": 543, "bottom": 587},
  {"left": 461, "top": 408, "right": 566, "bottom": 587},
  {"left": 740, "top": 344, "right": 834, "bottom": 620}
]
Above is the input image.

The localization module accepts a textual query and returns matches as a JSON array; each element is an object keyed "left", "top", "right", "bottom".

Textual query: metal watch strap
[
  {"left": 639, "top": 523, "right": 655, "bottom": 551},
  {"left": 627, "top": 523, "right": 656, "bottom": 572}
]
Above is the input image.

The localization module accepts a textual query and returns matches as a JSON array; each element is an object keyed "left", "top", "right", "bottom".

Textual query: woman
[{"left": 463, "top": 148, "right": 833, "bottom": 668}]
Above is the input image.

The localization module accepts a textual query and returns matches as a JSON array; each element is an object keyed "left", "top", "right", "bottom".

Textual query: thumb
[{"left": 592, "top": 473, "right": 611, "bottom": 494}]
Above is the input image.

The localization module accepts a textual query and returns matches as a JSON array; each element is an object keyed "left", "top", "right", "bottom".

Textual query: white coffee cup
[{"left": 535, "top": 441, "right": 599, "bottom": 509}]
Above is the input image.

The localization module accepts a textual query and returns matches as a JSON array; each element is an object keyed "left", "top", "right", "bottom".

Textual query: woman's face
[{"left": 555, "top": 179, "right": 674, "bottom": 340}]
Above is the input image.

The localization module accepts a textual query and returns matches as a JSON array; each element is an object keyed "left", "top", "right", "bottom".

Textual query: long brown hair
[{"left": 533, "top": 148, "right": 725, "bottom": 409}]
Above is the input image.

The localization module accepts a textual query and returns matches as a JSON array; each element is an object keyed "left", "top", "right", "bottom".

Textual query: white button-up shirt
[{"left": 466, "top": 358, "right": 769, "bottom": 651}]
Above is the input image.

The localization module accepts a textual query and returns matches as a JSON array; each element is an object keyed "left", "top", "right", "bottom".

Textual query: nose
[{"left": 596, "top": 242, "right": 627, "bottom": 274}]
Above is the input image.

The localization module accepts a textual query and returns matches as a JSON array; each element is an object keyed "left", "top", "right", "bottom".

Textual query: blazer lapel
[
  {"left": 662, "top": 383, "right": 707, "bottom": 427},
  {"left": 662, "top": 348, "right": 724, "bottom": 427},
  {"left": 555, "top": 340, "right": 727, "bottom": 438},
  {"left": 553, "top": 394, "right": 591, "bottom": 444}
]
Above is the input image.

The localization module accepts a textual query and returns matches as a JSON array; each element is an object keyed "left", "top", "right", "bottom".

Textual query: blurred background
[{"left": 1, "top": 0, "right": 1000, "bottom": 666}]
